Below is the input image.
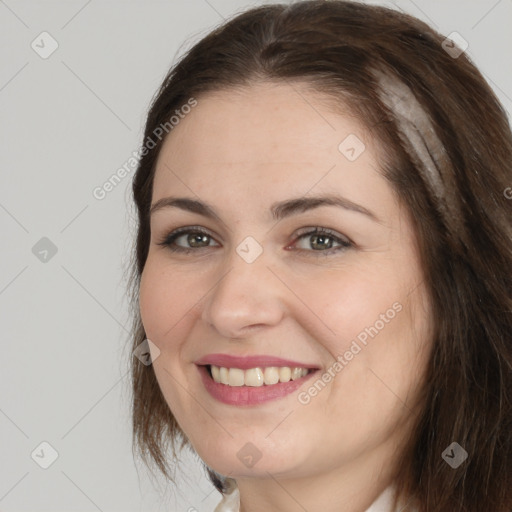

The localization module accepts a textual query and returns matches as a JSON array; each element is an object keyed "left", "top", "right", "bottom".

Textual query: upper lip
[{"left": 195, "top": 353, "right": 320, "bottom": 370}]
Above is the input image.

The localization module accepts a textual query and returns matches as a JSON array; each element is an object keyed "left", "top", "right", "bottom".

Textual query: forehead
[
  {"left": 157, "top": 82, "right": 370, "bottom": 165},
  {"left": 153, "top": 82, "right": 391, "bottom": 214}
]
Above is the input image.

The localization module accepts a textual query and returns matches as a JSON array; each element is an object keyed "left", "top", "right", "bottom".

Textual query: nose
[{"left": 200, "top": 246, "right": 286, "bottom": 339}]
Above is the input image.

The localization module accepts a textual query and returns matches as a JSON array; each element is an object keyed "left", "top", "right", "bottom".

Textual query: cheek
[
  {"left": 138, "top": 260, "right": 190, "bottom": 343},
  {"left": 297, "top": 259, "right": 431, "bottom": 402},
  {"left": 293, "top": 263, "right": 405, "bottom": 353},
  {"left": 138, "top": 261, "right": 198, "bottom": 414},
  {"left": 138, "top": 265, "right": 163, "bottom": 338},
  {"left": 138, "top": 257, "right": 218, "bottom": 368}
]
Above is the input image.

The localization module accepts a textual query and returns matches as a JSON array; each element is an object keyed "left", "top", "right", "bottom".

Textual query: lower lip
[{"left": 198, "top": 365, "right": 317, "bottom": 406}]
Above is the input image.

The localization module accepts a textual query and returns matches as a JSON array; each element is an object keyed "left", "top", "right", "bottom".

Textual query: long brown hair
[{"left": 127, "top": 2, "right": 512, "bottom": 510}]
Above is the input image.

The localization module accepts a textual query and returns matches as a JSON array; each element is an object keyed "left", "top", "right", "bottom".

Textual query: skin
[{"left": 139, "top": 81, "right": 432, "bottom": 512}]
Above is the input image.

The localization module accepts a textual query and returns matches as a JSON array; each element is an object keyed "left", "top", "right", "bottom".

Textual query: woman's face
[{"left": 139, "top": 82, "right": 432, "bottom": 482}]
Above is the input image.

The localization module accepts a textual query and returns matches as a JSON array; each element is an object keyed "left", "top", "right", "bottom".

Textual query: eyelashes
[
  {"left": 156, "top": 225, "right": 353, "bottom": 256},
  {"left": 157, "top": 226, "right": 217, "bottom": 254}
]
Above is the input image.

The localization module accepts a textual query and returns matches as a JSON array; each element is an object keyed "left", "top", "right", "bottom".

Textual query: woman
[{"left": 128, "top": 1, "right": 512, "bottom": 511}]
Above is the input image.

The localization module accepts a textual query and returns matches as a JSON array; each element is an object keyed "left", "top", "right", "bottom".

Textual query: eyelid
[
  {"left": 292, "top": 226, "right": 352, "bottom": 245},
  {"left": 157, "top": 225, "right": 353, "bottom": 255},
  {"left": 286, "top": 226, "right": 353, "bottom": 255},
  {"left": 156, "top": 225, "right": 219, "bottom": 248}
]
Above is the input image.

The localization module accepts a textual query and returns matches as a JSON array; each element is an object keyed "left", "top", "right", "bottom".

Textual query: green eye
[
  {"left": 158, "top": 226, "right": 217, "bottom": 254},
  {"left": 158, "top": 226, "right": 352, "bottom": 256},
  {"left": 290, "top": 227, "right": 352, "bottom": 255}
]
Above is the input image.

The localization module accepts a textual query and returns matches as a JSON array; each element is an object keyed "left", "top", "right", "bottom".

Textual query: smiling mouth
[{"left": 205, "top": 364, "right": 313, "bottom": 387}]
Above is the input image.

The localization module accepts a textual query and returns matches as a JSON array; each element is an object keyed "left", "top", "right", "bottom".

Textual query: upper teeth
[{"left": 211, "top": 366, "right": 309, "bottom": 386}]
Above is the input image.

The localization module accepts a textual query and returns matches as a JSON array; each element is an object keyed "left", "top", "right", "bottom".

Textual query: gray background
[{"left": 0, "top": 0, "right": 510, "bottom": 511}]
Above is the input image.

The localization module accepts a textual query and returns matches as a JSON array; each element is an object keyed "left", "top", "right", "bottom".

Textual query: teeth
[
  {"left": 263, "top": 367, "right": 279, "bottom": 385},
  {"left": 245, "top": 368, "right": 264, "bottom": 387},
  {"left": 291, "top": 367, "right": 303, "bottom": 380},
  {"left": 211, "top": 365, "right": 221, "bottom": 382},
  {"left": 228, "top": 368, "right": 245, "bottom": 386},
  {"left": 210, "top": 365, "right": 310, "bottom": 386},
  {"left": 279, "top": 367, "right": 291, "bottom": 382},
  {"left": 219, "top": 367, "right": 229, "bottom": 385}
]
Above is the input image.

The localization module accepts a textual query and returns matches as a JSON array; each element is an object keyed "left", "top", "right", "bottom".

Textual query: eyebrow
[{"left": 149, "top": 194, "right": 380, "bottom": 223}]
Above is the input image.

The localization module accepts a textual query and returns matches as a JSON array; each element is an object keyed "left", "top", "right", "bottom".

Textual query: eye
[
  {"left": 157, "top": 226, "right": 219, "bottom": 254},
  {"left": 157, "top": 225, "right": 353, "bottom": 256},
  {"left": 288, "top": 227, "right": 352, "bottom": 255}
]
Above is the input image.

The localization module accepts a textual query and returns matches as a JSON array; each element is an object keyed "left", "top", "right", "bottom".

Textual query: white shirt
[{"left": 214, "top": 482, "right": 405, "bottom": 512}]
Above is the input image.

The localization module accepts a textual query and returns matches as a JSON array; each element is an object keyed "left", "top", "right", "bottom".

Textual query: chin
[{"left": 192, "top": 436, "right": 309, "bottom": 479}]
